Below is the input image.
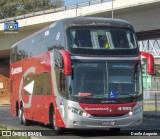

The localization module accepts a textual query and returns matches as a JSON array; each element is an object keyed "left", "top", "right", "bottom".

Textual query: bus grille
[{"left": 91, "top": 114, "right": 125, "bottom": 117}]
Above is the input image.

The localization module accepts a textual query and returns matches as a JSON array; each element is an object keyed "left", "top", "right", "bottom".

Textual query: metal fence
[
  {"left": 0, "top": 0, "right": 111, "bottom": 23},
  {"left": 143, "top": 90, "right": 160, "bottom": 111},
  {"left": 151, "top": 76, "right": 160, "bottom": 91},
  {"left": 143, "top": 75, "right": 160, "bottom": 111},
  {"left": 139, "top": 40, "right": 160, "bottom": 58}
]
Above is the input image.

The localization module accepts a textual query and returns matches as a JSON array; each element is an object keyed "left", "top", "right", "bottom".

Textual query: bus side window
[
  {"left": 11, "top": 46, "right": 18, "bottom": 63},
  {"left": 41, "top": 72, "right": 52, "bottom": 95},
  {"left": 74, "top": 30, "right": 92, "bottom": 48},
  {"left": 60, "top": 72, "right": 66, "bottom": 95},
  {"left": 54, "top": 50, "right": 67, "bottom": 98},
  {"left": 55, "top": 65, "right": 67, "bottom": 98},
  {"left": 23, "top": 73, "right": 52, "bottom": 95},
  {"left": 55, "top": 65, "right": 61, "bottom": 91}
]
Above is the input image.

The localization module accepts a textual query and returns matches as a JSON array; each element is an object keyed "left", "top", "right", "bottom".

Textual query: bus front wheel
[
  {"left": 109, "top": 128, "right": 120, "bottom": 133},
  {"left": 52, "top": 109, "right": 62, "bottom": 134}
]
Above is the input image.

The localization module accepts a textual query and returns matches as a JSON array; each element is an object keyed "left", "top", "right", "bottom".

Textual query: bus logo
[
  {"left": 11, "top": 67, "right": 22, "bottom": 75},
  {"left": 19, "top": 67, "right": 36, "bottom": 108},
  {"left": 24, "top": 81, "right": 34, "bottom": 95}
]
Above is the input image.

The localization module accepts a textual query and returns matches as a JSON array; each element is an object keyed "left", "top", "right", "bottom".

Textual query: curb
[{"left": 0, "top": 104, "right": 10, "bottom": 107}]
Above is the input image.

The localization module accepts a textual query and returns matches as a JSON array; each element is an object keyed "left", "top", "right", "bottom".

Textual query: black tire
[
  {"left": 18, "top": 107, "right": 23, "bottom": 125},
  {"left": 52, "top": 109, "right": 63, "bottom": 135},
  {"left": 109, "top": 128, "right": 120, "bottom": 134},
  {"left": 21, "top": 107, "right": 30, "bottom": 126}
]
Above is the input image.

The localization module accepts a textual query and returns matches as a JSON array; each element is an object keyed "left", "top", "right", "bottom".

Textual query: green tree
[{"left": 0, "top": 0, "right": 64, "bottom": 19}]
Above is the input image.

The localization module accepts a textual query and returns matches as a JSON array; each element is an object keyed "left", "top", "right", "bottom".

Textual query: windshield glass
[
  {"left": 67, "top": 27, "right": 137, "bottom": 49},
  {"left": 67, "top": 62, "right": 142, "bottom": 99}
]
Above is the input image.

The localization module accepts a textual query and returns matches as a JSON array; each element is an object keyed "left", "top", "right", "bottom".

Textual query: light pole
[{"left": 112, "top": 0, "right": 114, "bottom": 18}]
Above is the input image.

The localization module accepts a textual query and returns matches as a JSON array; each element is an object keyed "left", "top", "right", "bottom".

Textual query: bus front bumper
[{"left": 65, "top": 111, "right": 143, "bottom": 129}]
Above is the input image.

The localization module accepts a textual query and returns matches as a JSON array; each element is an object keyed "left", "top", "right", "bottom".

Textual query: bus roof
[
  {"left": 59, "top": 17, "right": 133, "bottom": 29},
  {"left": 11, "top": 17, "right": 133, "bottom": 49}
]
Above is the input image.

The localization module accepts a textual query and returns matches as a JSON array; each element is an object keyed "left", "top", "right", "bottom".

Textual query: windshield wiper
[
  {"left": 92, "top": 94, "right": 108, "bottom": 98},
  {"left": 114, "top": 93, "right": 136, "bottom": 98},
  {"left": 78, "top": 95, "right": 92, "bottom": 102}
]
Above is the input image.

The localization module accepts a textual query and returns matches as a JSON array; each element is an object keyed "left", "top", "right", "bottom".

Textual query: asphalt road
[{"left": 0, "top": 106, "right": 160, "bottom": 139}]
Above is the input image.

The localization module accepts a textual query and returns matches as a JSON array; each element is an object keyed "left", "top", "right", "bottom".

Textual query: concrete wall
[
  {"left": 0, "top": 30, "right": 36, "bottom": 52},
  {"left": 114, "top": 5, "right": 160, "bottom": 32},
  {"left": 0, "top": 0, "right": 160, "bottom": 55}
]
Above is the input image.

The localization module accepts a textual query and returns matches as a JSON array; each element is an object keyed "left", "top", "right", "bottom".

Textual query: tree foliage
[{"left": 0, "top": 0, "right": 64, "bottom": 19}]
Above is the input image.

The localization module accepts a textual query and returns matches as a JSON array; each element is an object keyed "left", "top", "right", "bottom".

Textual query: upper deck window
[{"left": 67, "top": 27, "right": 137, "bottom": 49}]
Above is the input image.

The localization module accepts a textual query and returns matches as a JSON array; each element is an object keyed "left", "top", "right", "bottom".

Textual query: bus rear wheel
[
  {"left": 19, "top": 107, "right": 30, "bottom": 126},
  {"left": 18, "top": 108, "right": 23, "bottom": 125}
]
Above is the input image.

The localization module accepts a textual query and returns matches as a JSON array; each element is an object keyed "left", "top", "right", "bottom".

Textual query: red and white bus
[{"left": 10, "top": 17, "right": 154, "bottom": 134}]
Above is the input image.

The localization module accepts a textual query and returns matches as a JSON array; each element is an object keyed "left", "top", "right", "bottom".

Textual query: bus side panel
[
  {"left": 10, "top": 52, "right": 52, "bottom": 123},
  {"left": 23, "top": 52, "right": 52, "bottom": 122},
  {"left": 10, "top": 64, "right": 22, "bottom": 116},
  {"left": 50, "top": 51, "right": 66, "bottom": 128},
  {"left": 10, "top": 79, "right": 16, "bottom": 116}
]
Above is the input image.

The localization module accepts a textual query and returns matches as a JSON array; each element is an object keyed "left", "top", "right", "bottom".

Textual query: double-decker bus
[{"left": 10, "top": 17, "right": 154, "bottom": 134}]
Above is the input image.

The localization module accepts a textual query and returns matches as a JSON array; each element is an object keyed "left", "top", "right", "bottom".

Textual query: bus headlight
[
  {"left": 128, "top": 107, "right": 142, "bottom": 116},
  {"left": 68, "top": 106, "right": 90, "bottom": 117},
  {"left": 128, "top": 111, "right": 133, "bottom": 116},
  {"left": 133, "top": 107, "right": 143, "bottom": 114}
]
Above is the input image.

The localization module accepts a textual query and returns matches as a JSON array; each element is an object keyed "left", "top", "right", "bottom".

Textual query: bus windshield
[
  {"left": 68, "top": 27, "right": 137, "bottom": 49},
  {"left": 67, "top": 62, "right": 142, "bottom": 99}
]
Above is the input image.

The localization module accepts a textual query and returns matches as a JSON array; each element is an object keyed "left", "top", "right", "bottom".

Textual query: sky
[
  {"left": 64, "top": 0, "right": 112, "bottom": 6},
  {"left": 64, "top": 0, "right": 89, "bottom": 6}
]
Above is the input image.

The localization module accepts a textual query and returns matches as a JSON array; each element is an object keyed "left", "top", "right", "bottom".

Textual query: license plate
[{"left": 102, "top": 121, "right": 114, "bottom": 125}]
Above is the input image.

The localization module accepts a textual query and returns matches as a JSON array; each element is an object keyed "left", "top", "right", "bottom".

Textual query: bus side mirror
[
  {"left": 59, "top": 50, "right": 72, "bottom": 75},
  {"left": 140, "top": 52, "right": 154, "bottom": 75}
]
